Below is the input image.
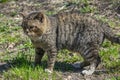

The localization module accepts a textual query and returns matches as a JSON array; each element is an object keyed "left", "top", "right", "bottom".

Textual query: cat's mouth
[
  {"left": 26, "top": 33, "right": 39, "bottom": 40},
  {"left": 25, "top": 32, "right": 35, "bottom": 37},
  {"left": 29, "top": 36, "right": 40, "bottom": 42},
  {"left": 28, "top": 35, "right": 37, "bottom": 40},
  {"left": 24, "top": 33, "right": 35, "bottom": 38},
  {"left": 27, "top": 34, "right": 35, "bottom": 37}
]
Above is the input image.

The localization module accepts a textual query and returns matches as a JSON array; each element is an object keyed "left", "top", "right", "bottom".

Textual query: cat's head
[{"left": 20, "top": 11, "right": 48, "bottom": 38}]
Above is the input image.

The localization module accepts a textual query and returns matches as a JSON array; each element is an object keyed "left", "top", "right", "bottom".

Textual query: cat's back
[
  {"left": 53, "top": 11, "right": 104, "bottom": 50},
  {"left": 54, "top": 11, "right": 102, "bottom": 29}
]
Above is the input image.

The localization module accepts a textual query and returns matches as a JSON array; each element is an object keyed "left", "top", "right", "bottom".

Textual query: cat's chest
[{"left": 31, "top": 36, "right": 50, "bottom": 50}]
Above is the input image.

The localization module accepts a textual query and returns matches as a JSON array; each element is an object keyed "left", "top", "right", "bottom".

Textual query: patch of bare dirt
[{"left": 62, "top": 72, "right": 119, "bottom": 80}]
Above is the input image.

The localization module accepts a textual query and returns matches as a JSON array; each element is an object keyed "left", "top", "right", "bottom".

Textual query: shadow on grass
[
  {"left": 0, "top": 62, "right": 10, "bottom": 73},
  {"left": 54, "top": 61, "right": 77, "bottom": 72},
  {"left": 0, "top": 54, "right": 79, "bottom": 73},
  {"left": 1, "top": 53, "right": 120, "bottom": 75}
]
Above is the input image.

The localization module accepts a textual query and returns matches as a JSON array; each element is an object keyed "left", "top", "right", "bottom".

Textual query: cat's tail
[{"left": 103, "top": 23, "right": 120, "bottom": 44}]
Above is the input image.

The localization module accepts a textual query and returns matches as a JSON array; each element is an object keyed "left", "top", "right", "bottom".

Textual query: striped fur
[{"left": 21, "top": 11, "right": 120, "bottom": 75}]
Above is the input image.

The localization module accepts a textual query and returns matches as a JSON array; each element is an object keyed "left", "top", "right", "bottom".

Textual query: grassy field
[{"left": 0, "top": 0, "right": 120, "bottom": 79}]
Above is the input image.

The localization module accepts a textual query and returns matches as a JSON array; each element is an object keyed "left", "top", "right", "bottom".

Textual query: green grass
[
  {"left": 0, "top": 0, "right": 9, "bottom": 3},
  {"left": 0, "top": 13, "right": 120, "bottom": 80},
  {"left": 100, "top": 40, "right": 120, "bottom": 69},
  {"left": 95, "top": 15, "right": 120, "bottom": 28},
  {"left": 3, "top": 53, "right": 57, "bottom": 80}
]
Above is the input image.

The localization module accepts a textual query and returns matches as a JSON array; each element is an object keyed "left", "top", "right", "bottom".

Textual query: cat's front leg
[
  {"left": 34, "top": 48, "right": 45, "bottom": 66},
  {"left": 45, "top": 47, "right": 57, "bottom": 73}
]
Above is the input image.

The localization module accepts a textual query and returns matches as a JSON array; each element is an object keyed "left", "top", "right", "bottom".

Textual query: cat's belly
[{"left": 57, "top": 32, "right": 103, "bottom": 52}]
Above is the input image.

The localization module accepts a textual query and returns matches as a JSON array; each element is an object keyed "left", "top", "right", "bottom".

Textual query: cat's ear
[{"left": 34, "top": 12, "right": 45, "bottom": 23}]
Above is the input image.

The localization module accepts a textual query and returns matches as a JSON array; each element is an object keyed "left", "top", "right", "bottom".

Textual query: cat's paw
[
  {"left": 45, "top": 69, "right": 53, "bottom": 74},
  {"left": 81, "top": 70, "right": 94, "bottom": 75}
]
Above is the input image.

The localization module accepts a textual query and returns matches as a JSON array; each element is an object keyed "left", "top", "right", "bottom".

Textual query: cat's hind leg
[
  {"left": 80, "top": 43, "right": 101, "bottom": 75},
  {"left": 81, "top": 63, "right": 96, "bottom": 75},
  {"left": 82, "top": 56, "right": 101, "bottom": 75}
]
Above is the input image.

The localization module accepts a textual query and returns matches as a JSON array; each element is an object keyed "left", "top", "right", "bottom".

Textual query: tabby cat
[{"left": 20, "top": 11, "right": 120, "bottom": 75}]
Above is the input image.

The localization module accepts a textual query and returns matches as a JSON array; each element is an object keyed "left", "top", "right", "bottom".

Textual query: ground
[{"left": 0, "top": 0, "right": 120, "bottom": 80}]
